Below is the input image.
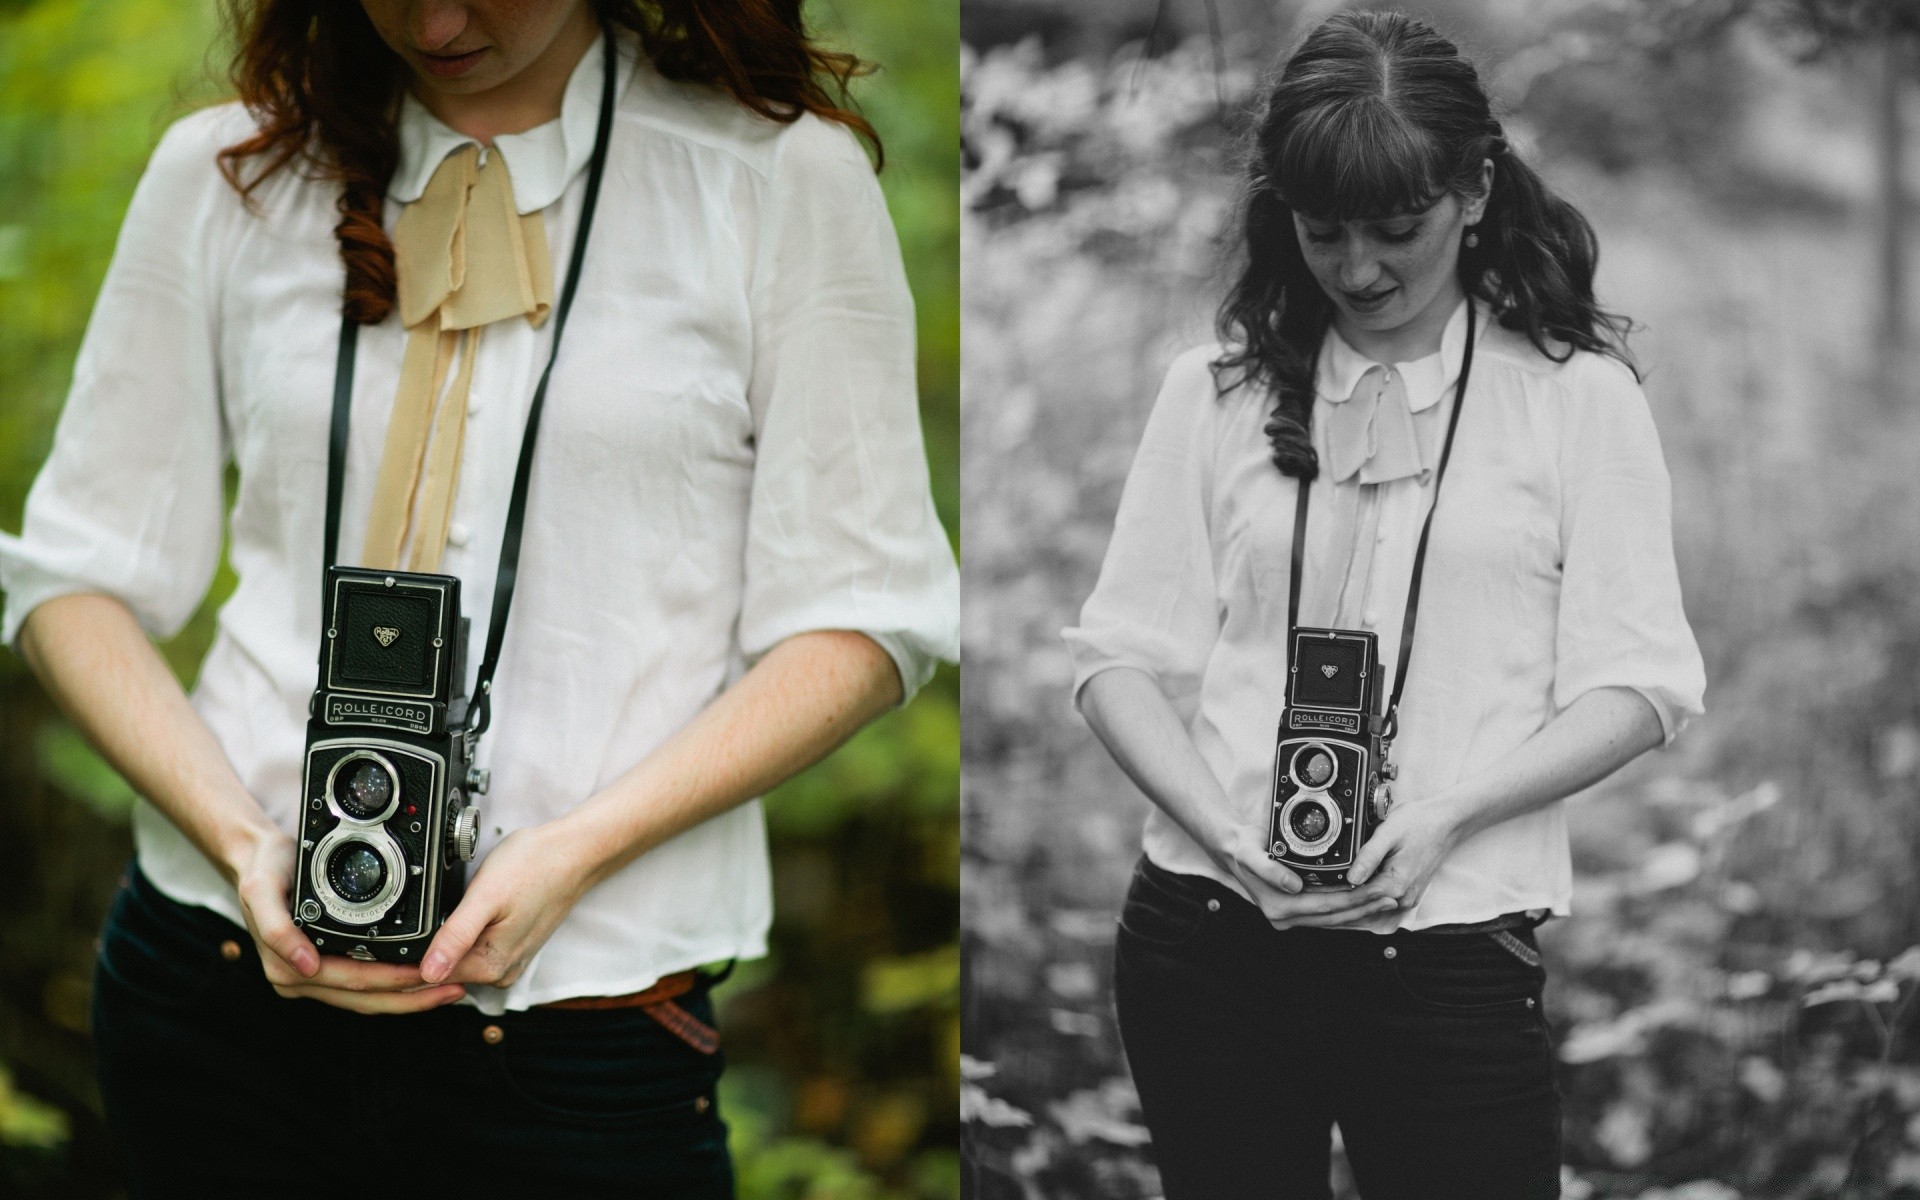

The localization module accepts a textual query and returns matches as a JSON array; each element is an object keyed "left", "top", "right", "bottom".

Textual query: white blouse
[
  {"left": 0, "top": 33, "right": 960, "bottom": 1012},
  {"left": 1064, "top": 301, "right": 1704, "bottom": 929}
]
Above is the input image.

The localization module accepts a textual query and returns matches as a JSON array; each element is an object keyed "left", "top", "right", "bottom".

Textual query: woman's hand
[
  {"left": 418, "top": 820, "right": 591, "bottom": 989},
  {"left": 1338, "top": 797, "right": 1470, "bottom": 932},
  {"left": 1214, "top": 823, "right": 1399, "bottom": 931},
  {"left": 229, "top": 824, "right": 468, "bottom": 1014}
]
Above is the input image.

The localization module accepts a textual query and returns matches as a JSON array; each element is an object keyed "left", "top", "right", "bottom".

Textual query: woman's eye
[
  {"left": 1304, "top": 228, "right": 1341, "bottom": 245},
  {"left": 1379, "top": 223, "right": 1422, "bottom": 244}
]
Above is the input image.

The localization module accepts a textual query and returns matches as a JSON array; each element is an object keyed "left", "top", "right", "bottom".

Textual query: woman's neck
[
  {"left": 411, "top": 8, "right": 600, "bottom": 144},
  {"left": 1332, "top": 279, "right": 1466, "bottom": 365}
]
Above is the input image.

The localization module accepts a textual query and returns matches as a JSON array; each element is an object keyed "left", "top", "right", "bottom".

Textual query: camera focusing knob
[
  {"left": 465, "top": 766, "right": 491, "bottom": 795},
  {"left": 452, "top": 807, "right": 481, "bottom": 862},
  {"left": 1373, "top": 783, "right": 1394, "bottom": 820}
]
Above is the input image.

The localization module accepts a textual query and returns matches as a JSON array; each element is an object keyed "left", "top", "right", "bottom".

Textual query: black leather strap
[
  {"left": 1286, "top": 303, "right": 1478, "bottom": 739},
  {"left": 323, "top": 311, "right": 358, "bottom": 573},
  {"left": 323, "top": 30, "right": 618, "bottom": 742}
]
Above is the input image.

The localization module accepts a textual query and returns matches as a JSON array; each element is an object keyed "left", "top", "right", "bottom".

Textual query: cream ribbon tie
[
  {"left": 1323, "top": 364, "right": 1428, "bottom": 486},
  {"left": 363, "top": 143, "right": 553, "bottom": 573}
]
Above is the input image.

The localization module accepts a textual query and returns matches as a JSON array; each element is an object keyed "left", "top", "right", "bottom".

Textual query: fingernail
[
  {"left": 293, "top": 948, "right": 318, "bottom": 976},
  {"left": 421, "top": 954, "right": 448, "bottom": 982}
]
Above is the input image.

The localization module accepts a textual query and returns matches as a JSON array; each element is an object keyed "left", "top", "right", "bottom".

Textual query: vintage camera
[
  {"left": 294, "top": 567, "right": 485, "bottom": 963},
  {"left": 1266, "top": 627, "right": 1394, "bottom": 888}
]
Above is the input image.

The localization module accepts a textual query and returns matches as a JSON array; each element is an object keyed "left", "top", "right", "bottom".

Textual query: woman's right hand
[
  {"left": 1213, "top": 824, "right": 1398, "bottom": 930},
  {"left": 228, "top": 825, "right": 467, "bottom": 1014}
]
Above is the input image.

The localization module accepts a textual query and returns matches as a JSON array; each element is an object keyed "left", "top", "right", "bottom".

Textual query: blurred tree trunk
[{"left": 1878, "top": 32, "right": 1911, "bottom": 391}]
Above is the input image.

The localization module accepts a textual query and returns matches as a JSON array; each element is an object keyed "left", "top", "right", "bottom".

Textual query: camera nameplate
[{"left": 322, "top": 695, "right": 433, "bottom": 736}]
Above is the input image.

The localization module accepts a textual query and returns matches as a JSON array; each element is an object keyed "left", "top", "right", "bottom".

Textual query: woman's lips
[
  {"left": 417, "top": 47, "right": 487, "bottom": 78},
  {"left": 1342, "top": 286, "right": 1397, "bottom": 315}
]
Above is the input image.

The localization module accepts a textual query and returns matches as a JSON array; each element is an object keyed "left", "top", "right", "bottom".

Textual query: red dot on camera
[{"left": 406, "top": 805, "right": 417, "bottom": 815}]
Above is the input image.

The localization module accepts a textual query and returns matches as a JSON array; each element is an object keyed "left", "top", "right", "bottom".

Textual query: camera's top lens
[
  {"left": 333, "top": 758, "right": 396, "bottom": 821},
  {"left": 1298, "top": 748, "right": 1335, "bottom": 789},
  {"left": 328, "top": 842, "right": 387, "bottom": 904},
  {"left": 1290, "top": 802, "right": 1331, "bottom": 841}
]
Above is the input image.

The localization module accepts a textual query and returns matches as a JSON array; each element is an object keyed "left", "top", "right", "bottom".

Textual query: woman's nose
[
  {"left": 1337, "top": 237, "right": 1381, "bottom": 291},
  {"left": 409, "top": 1, "right": 470, "bottom": 51}
]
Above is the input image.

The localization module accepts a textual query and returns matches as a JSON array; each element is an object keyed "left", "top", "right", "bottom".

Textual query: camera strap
[
  {"left": 322, "top": 29, "right": 618, "bottom": 743},
  {"left": 1287, "top": 302, "right": 1478, "bottom": 742}
]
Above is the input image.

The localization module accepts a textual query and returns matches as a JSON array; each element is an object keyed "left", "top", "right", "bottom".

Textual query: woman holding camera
[
  {"left": 1, "top": 0, "right": 955, "bottom": 1194},
  {"left": 1064, "top": 12, "right": 1703, "bottom": 1198}
]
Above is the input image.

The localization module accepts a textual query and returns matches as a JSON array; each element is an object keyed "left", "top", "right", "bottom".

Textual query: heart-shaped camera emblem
[
  {"left": 372, "top": 626, "right": 401, "bottom": 648},
  {"left": 1320, "top": 664, "right": 1339, "bottom": 678}
]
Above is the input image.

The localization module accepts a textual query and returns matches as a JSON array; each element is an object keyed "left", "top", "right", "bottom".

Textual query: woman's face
[
  {"left": 358, "top": 0, "right": 595, "bottom": 98},
  {"left": 1293, "top": 173, "right": 1489, "bottom": 348}
]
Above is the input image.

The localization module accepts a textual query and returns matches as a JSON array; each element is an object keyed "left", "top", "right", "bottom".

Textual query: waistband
[{"left": 1136, "top": 854, "right": 1546, "bottom": 936}]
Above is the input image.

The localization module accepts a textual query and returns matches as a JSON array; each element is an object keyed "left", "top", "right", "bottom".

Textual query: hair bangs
[{"left": 1269, "top": 96, "right": 1450, "bottom": 223}]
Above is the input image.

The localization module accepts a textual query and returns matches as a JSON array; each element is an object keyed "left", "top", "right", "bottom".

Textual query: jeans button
[
  {"left": 1383, "top": 946, "right": 1398, "bottom": 959},
  {"left": 1207, "top": 899, "right": 1221, "bottom": 912}
]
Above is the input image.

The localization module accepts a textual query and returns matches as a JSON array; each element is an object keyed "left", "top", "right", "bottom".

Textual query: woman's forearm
[
  {"left": 554, "top": 629, "right": 906, "bottom": 890},
  {"left": 1076, "top": 667, "right": 1236, "bottom": 864},
  {"left": 1426, "top": 686, "right": 1665, "bottom": 841},
  {"left": 18, "top": 592, "right": 276, "bottom": 882}
]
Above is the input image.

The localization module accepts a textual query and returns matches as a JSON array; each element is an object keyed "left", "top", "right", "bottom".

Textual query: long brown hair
[{"left": 217, "top": 0, "right": 880, "bottom": 325}]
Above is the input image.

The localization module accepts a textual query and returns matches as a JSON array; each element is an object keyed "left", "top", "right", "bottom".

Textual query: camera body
[
  {"left": 1267, "top": 627, "right": 1390, "bottom": 888},
  {"left": 294, "top": 567, "right": 483, "bottom": 963}
]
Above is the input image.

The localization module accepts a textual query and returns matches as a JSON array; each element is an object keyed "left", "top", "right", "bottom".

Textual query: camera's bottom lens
[
  {"left": 1277, "top": 793, "right": 1342, "bottom": 858},
  {"left": 310, "top": 825, "right": 406, "bottom": 926},
  {"left": 328, "top": 842, "right": 387, "bottom": 903}
]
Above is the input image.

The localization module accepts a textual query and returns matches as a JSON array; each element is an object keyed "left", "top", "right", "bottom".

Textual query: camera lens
[
  {"left": 1290, "top": 802, "right": 1331, "bottom": 842},
  {"left": 332, "top": 757, "right": 396, "bottom": 821},
  {"left": 1290, "top": 744, "right": 1336, "bottom": 791},
  {"left": 327, "top": 842, "right": 387, "bottom": 904}
]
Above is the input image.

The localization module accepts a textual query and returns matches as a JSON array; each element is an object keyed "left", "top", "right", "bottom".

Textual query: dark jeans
[
  {"left": 92, "top": 866, "right": 733, "bottom": 1200},
  {"left": 1113, "top": 856, "right": 1560, "bottom": 1200}
]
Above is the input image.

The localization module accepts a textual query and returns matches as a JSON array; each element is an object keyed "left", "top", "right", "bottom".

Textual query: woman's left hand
[
  {"left": 1335, "top": 796, "right": 1471, "bottom": 932},
  {"left": 418, "top": 820, "right": 594, "bottom": 989}
]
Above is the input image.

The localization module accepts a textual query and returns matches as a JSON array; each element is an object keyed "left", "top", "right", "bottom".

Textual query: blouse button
[
  {"left": 219, "top": 939, "right": 242, "bottom": 962},
  {"left": 482, "top": 1024, "right": 505, "bottom": 1045},
  {"left": 448, "top": 522, "right": 471, "bottom": 548},
  {"left": 1207, "top": 899, "right": 1221, "bottom": 913},
  {"left": 1383, "top": 946, "right": 1398, "bottom": 960},
  {"left": 1364, "top": 609, "right": 1381, "bottom": 626}
]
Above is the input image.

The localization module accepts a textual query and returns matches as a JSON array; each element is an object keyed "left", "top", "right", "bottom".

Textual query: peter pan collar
[
  {"left": 1315, "top": 298, "right": 1474, "bottom": 413},
  {"left": 390, "top": 31, "right": 635, "bottom": 215}
]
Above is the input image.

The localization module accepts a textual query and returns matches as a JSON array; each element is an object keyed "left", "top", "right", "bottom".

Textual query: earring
[{"left": 1465, "top": 230, "right": 1480, "bottom": 249}]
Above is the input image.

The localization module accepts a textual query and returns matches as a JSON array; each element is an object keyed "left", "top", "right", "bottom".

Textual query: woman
[
  {"left": 0, "top": 0, "right": 956, "bottom": 1194},
  {"left": 1064, "top": 13, "right": 1703, "bottom": 1199}
]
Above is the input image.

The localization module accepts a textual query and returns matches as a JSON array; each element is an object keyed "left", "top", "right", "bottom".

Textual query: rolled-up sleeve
[
  {"left": 1062, "top": 347, "right": 1222, "bottom": 717},
  {"left": 0, "top": 110, "right": 235, "bottom": 648},
  {"left": 1552, "top": 355, "right": 1706, "bottom": 742},
  {"left": 737, "top": 116, "right": 959, "bottom": 702}
]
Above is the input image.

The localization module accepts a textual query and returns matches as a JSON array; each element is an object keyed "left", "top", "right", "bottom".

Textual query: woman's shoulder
[
  {"left": 622, "top": 60, "right": 869, "bottom": 183},
  {"left": 1475, "top": 317, "right": 1641, "bottom": 402},
  {"left": 148, "top": 101, "right": 258, "bottom": 173},
  {"left": 123, "top": 102, "right": 262, "bottom": 224}
]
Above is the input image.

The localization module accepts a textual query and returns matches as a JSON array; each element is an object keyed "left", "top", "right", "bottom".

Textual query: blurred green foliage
[{"left": 0, "top": 2, "right": 958, "bottom": 1197}]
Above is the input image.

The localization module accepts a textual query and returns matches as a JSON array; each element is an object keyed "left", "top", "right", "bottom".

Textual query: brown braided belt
[{"left": 536, "top": 969, "right": 720, "bottom": 1055}]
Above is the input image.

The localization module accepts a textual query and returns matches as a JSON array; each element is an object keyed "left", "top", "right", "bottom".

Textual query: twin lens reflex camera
[
  {"left": 1266, "top": 627, "right": 1396, "bottom": 889},
  {"left": 293, "top": 567, "right": 487, "bottom": 963}
]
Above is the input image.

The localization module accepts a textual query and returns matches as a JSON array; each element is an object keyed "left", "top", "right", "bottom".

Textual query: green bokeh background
[{"left": 0, "top": 2, "right": 959, "bottom": 1197}]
